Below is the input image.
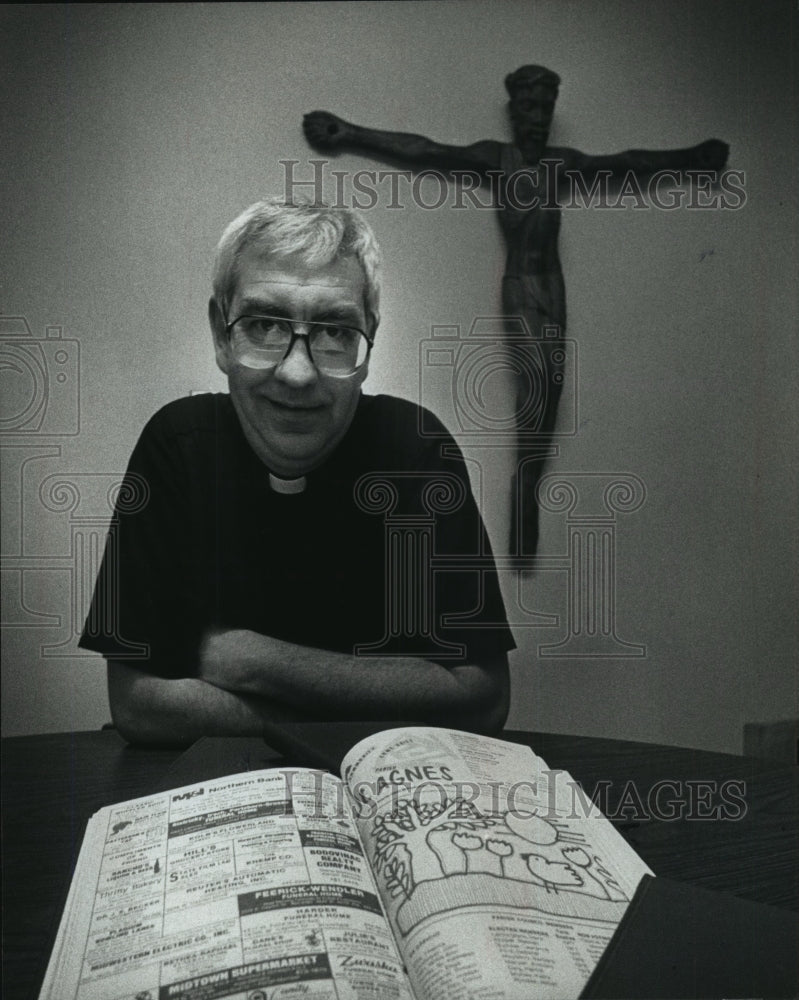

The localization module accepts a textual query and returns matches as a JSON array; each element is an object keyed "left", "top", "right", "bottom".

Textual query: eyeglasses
[{"left": 225, "top": 314, "right": 373, "bottom": 378}]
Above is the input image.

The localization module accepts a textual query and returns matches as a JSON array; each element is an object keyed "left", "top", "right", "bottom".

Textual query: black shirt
[{"left": 79, "top": 392, "right": 515, "bottom": 676}]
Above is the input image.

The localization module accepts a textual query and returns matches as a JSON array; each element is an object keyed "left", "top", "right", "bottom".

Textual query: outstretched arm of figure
[
  {"left": 303, "top": 110, "right": 502, "bottom": 173},
  {"left": 108, "top": 634, "right": 509, "bottom": 747},
  {"left": 558, "top": 138, "right": 729, "bottom": 180}
]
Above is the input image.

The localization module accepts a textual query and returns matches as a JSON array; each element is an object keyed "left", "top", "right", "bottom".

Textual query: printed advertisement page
[
  {"left": 39, "top": 768, "right": 413, "bottom": 1000},
  {"left": 342, "top": 727, "right": 652, "bottom": 1000}
]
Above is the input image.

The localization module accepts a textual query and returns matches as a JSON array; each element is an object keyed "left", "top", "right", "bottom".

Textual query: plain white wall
[{"left": 1, "top": 1, "right": 796, "bottom": 752}]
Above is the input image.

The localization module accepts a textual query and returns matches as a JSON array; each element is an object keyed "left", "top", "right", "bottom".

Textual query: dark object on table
[{"left": 581, "top": 874, "right": 799, "bottom": 999}]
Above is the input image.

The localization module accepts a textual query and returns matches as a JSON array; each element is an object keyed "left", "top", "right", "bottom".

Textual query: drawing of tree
[
  {"left": 382, "top": 846, "right": 413, "bottom": 901},
  {"left": 372, "top": 798, "right": 495, "bottom": 890}
]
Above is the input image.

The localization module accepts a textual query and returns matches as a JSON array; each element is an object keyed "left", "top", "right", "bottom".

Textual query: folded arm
[
  {"left": 108, "top": 632, "right": 509, "bottom": 747},
  {"left": 201, "top": 628, "right": 508, "bottom": 731},
  {"left": 107, "top": 659, "right": 309, "bottom": 747}
]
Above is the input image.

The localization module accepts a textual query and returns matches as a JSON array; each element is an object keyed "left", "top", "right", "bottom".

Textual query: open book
[{"left": 40, "top": 727, "right": 652, "bottom": 1000}]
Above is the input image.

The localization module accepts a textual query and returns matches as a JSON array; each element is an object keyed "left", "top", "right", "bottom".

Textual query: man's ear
[{"left": 208, "top": 298, "right": 230, "bottom": 375}]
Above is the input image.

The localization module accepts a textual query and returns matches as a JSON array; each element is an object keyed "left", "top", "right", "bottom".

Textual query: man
[
  {"left": 79, "top": 200, "right": 514, "bottom": 745},
  {"left": 303, "top": 65, "right": 729, "bottom": 552}
]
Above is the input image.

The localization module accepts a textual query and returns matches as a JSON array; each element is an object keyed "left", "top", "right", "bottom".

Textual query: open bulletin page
[
  {"left": 39, "top": 727, "right": 652, "bottom": 999},
  {"left": 39, "top": 767, "right": 414, "bottom": 1000},
  {"left": 342, "top": 727, "right": 653, "bottom": 1000}
]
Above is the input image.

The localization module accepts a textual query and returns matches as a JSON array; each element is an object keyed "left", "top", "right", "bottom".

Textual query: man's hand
[{"left": 303, "top": 111, "right": 350, "bottom": 150}]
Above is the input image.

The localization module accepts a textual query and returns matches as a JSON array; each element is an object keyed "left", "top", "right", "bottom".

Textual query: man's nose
[{"left": 274, "top": 334, "right": 318, "bottom": 386}]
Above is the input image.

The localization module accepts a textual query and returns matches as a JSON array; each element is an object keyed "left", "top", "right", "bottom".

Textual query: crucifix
[{"left": 303, "top": 65, "right": 728, "bottom": 556}]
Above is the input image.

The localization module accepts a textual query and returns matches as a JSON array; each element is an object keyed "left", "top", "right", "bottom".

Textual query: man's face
[
  {"left": 211, "top": 251, "right": 372, "bottom": 477},
  {"left": 509, "top": 83, "right": 557, "bottom": 151}
]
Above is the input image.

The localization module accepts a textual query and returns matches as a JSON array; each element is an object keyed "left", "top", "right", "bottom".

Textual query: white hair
[{"left": 212, "top": 198, "right": 381, "bottom": 328}]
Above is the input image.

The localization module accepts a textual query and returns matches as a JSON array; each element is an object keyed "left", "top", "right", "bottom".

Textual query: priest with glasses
[{"left": 80, "top": 199, "right": 515, "bottom": 745}]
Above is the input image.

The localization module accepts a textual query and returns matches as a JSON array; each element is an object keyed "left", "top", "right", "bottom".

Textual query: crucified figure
[{"left": 303, "top": 65, "right": 729, "bottom": 555}]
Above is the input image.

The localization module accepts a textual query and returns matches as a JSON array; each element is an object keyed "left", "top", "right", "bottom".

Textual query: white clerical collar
[{"left": 268, "top": 473, "right": 307, "bottom": 495}]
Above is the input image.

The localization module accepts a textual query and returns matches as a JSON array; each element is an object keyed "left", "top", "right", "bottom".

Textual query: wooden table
[{"left": 3, "top": 728, "right": 797, "bottom": 999}]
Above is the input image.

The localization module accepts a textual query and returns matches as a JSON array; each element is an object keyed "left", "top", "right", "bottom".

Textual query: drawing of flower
[
  {"left": 452, "top": 832, "right": 483, "bottom": 872},
  {"left": 485, "top": 838, "right": 513, "bottom": 877}
]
